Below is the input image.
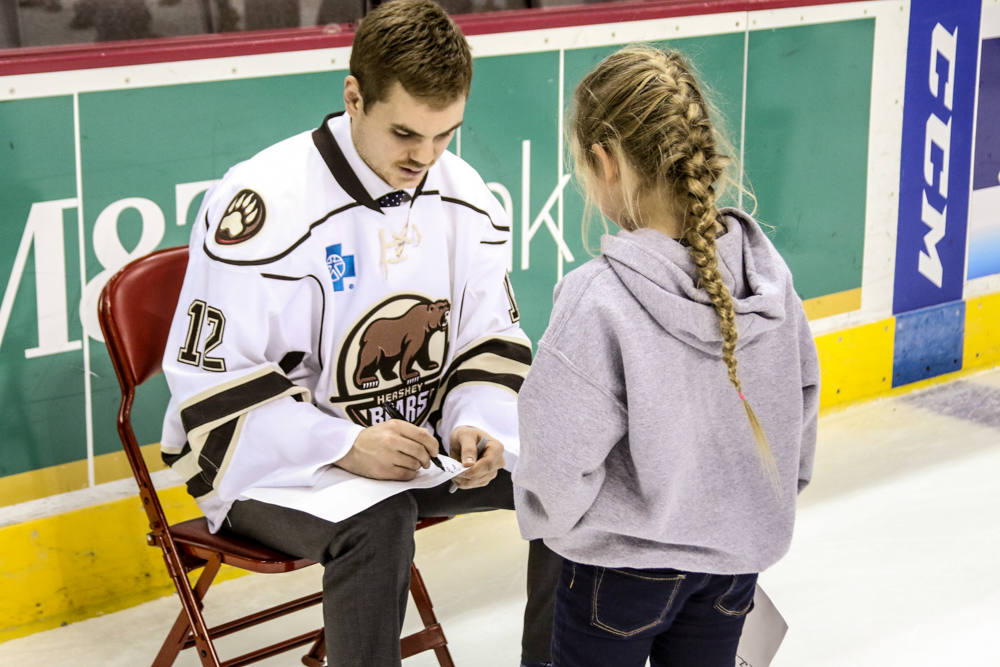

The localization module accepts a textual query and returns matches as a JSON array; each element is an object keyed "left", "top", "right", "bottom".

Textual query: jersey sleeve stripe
[
  {"left": 169, "top": 406, "right": 251, "bottom": 501},
  {"left": 443, "top": 368, "right": 525, "bottom": 394},
  {"left": 279, "top": 351, "right": 307, "bottom": 374},
  {"left": 199, "top": 417, "right": 240, "bottom": 485},
  {"left": 446, "top": 336, "right": 532, "bottom": 371},
  {"left": 172, "top": 367, "right": 309, "bottom": 503},
  {"left": 439, "top": 354, "right": 530, "bottom": 394},
  {"left": 161, "top": 441, "right": 215, "bottom": 499},
  {"left": 179, "top": 367, "right": 307, "bottom": 436},
  {"left": 425, "top": 336, "right": 532, "bottom": 430},
  {"left": 162, "top": 441, "right": 192, "bottom": 467},
  {"left": 184, "top": 469, "right": 215, "bottom": 499},
  {"left": 426, "top": 370, "right": 526, "bottom": 432}
]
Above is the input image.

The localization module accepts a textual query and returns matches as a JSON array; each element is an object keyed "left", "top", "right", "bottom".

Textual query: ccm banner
[{"left": 893, "top": 0, "right": 982, "bottom": 314}]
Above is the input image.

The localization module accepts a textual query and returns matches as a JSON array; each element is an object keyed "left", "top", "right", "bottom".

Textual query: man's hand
[
  {"left": 449, "top": 425, "right": 505, "bottom": 490},
  {"left": 335, "top": 420, "right": 439, "bottom": 481}
]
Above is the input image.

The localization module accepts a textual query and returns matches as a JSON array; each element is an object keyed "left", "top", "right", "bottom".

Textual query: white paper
[
  {"left": 735, "top": 585, "right": 788, "bottom": 667},
  {"left": 241, "top": 456, "right": 467, "bottom": 524}
]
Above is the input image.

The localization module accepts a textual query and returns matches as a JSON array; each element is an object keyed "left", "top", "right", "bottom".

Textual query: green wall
[
  {"left": 0, "top": 96, "right": 85, "bottom": 475},
  {"left": 0, "top": 17, "right": 876, "bottom": 480},
  {"left": 744, "top": 19, "right": 874, "bottom": 300}
]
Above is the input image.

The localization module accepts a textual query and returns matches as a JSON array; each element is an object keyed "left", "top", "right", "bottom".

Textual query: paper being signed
[{"left": 241, "top": 455, "right": 467, "bottom": 523}]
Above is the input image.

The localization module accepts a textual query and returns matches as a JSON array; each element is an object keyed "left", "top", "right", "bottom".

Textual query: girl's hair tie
[{"left": 739, "top": 392, "right": 746, "bottom": 401}]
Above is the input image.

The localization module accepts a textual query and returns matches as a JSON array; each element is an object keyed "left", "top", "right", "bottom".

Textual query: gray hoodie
[{"left": 512, "top": 208, "right": 820, "bottom": 574}]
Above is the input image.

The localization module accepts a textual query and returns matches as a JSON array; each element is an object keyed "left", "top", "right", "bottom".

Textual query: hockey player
[{"left": 158, "top": 1, "right": 558, "bottom": 665}]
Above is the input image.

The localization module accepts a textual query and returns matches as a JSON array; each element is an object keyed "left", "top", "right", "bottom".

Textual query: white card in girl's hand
[{"left": 735, "top": 585, "right": 788, "bottom": 667}]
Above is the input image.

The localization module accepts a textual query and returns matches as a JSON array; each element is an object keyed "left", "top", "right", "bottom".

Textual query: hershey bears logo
[
  {"left": 355, "top": 300, "right": 450, "bottom": 389},
  {"left": 332, "top": 294, "right": 450, "bottom": 427},
  {"left": 215, "top": 190, "right": 266, "bottom": 245}
]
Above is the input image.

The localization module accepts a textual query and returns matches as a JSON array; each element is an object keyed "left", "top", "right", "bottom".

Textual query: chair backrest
[
  {"left": 99, "top": 246, "right": 189, "bottom": 533},
  {"left": 100, "top": 246, "right": 189, "bottom": 391}
]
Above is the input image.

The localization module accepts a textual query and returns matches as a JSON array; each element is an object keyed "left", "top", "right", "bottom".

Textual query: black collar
[{"left": 312, "top": 111, "right": 429, "bottom": 214}]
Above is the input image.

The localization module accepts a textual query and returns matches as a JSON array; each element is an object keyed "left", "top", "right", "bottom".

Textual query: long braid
[
  {"left": 672, "top": 61, "right": 780, "bottom": 491},
  {"left": 572, "top": 46, "right": 780, "bottom": 491},
  {"left": 679, "top": 156, "right": 780, "bottom": 491}
]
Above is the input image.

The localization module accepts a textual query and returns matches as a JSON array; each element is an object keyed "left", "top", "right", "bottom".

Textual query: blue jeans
[{"left": 551, "top": 559, "right": 757, "bottom": 667}]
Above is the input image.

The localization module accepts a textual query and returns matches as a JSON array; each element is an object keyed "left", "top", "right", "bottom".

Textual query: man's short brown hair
[{"left": 350, "top": 0, "right": 473, "bottom": 107}]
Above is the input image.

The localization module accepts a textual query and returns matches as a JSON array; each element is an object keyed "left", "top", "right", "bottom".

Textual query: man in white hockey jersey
[{"left": 158, "top": 1, "right": 558, "bottom": 666}]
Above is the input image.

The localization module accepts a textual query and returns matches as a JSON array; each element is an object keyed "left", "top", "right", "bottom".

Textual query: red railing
[{"left": 0, "top": 0, "right": 864, "bottom": 77}]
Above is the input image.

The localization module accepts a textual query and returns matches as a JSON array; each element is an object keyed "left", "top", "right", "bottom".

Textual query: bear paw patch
[{"left": 216, "top": 190, "right": 266, "bottom": 245}]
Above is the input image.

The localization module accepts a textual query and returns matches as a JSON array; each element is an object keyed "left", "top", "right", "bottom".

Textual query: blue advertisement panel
[
  {"left": 893, "top": 0, "right": 981, "bottom": 314},
  {"left": 968, "top": 36, "right": 1000, "bottom": 280}
]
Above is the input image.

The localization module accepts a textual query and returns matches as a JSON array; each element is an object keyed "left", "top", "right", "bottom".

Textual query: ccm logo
[{"left": 919, "top": 24, "right": 959, "bottom": 288}]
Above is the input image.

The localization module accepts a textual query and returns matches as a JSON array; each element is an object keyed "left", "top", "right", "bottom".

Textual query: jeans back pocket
[
  {"left": 713, "top": 574, "right": 757, "bottom": 617},
  {"left": 590, "top": 567, "right": 686, "bottom": 637}
]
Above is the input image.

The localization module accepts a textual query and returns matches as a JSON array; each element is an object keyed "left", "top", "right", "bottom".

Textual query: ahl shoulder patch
[{"left": 216, "top": 190, "right": 267, "bottom": 245}]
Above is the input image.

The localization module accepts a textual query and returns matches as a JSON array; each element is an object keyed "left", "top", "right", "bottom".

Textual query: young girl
[{"left": 512, "top": 46, "right": 820, "bottom": 667}]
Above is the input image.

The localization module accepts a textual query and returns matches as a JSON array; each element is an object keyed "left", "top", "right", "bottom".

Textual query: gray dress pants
[{"left": 225, "top": 469, "right": 559, "bottom": 666}]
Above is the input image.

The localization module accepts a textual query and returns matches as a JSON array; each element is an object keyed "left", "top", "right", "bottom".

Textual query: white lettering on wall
[
  {"left": 79, "top": 197, "right": 165, "bottom": 343},
  {"left": 924, "top": 113, "right": 952, "bottom": 198},
  {"left": 0, "top": 199, "right": 82, "bottom": 359},
  {"left": 929, "top": 24, "right": 958, "bottom": 110},
  {"left": 520, "top": 139, "right": 574, "bottom": 272},
  {"left": 918, "top": 192, "right": 947, "bottom": 288},
  {"left": 917, "top": 22, "right": 958, "bottom": 289}
]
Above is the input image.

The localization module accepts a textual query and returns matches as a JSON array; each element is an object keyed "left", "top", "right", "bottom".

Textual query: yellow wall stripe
[
  {"left": 0, "top": 484, "right": 246, "bottom": 644},
  {"left": 802, "top": 287, "right": 863, "bottom": 321},
  {"left": 964, "top": 292, "right": 1000, "bottom": 370},
  {"left": 814, "top": 317, "right": 894, "bottom": 409},
  {"left": 0, "top": 444, "right": 167, "bottom": 509}
]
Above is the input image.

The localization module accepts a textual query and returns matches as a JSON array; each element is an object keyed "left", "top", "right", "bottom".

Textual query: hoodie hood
[{"left": 601, "top": 208, "right": 789, "bottom": 356}]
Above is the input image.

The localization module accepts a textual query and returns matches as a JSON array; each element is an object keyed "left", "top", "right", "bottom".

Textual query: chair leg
[
  {"left": 410, "top": 563, "right": 455, "bottom": 667},
  {"left": 300, "top": 630, "right": 325, "bottom": 666},
  {"left": 153, "top": 554, "right": 223, "bottom": 667},
  {"left": 287, "top": 563, "right": 451, "bottom": 667}
]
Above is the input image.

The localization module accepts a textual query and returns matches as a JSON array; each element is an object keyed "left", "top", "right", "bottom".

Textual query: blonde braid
[
  {"left": 679, "top": 155, "right": 780, "bottom": 491},
  {"left": 672, "top": 62, "right": 780, "bottom": 491},
  {"left": 572, "top": 46, "right": 780, "bottom": 491}
]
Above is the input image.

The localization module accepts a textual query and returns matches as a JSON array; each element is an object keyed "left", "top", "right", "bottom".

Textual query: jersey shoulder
[
  {"left": 199, "top": 129, "right": 353, "bottom": 265},
  {"left": 433, "top": 151, "right": 510, "bottom": 236}
]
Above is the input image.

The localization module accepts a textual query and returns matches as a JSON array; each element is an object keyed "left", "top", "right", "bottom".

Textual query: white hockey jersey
[{"left": 160, "top": 112, "right": 530, "bottom": 532}]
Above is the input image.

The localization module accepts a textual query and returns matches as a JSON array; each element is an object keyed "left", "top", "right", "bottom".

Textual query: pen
[
  {"left": 449, "top": 436, "right": 489, "bottom": 494},
  {"left": 380, "top": 401, "right": 445, "bottom": 471}
]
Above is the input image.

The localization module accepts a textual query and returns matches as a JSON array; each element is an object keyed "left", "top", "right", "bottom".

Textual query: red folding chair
[{"left": 98, "top": 246, "right": 455, "bottom": 667}]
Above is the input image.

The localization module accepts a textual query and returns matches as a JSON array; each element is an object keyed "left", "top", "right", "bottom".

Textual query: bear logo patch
[
  {"left": 215, "top": 190, "right": 266, "bottom": 245},
  {"left": 354, "top": 300, "right": 450, "bottom": 389},
  {"left": 331, "top": 294, "right": 451, "bottom": 427}
]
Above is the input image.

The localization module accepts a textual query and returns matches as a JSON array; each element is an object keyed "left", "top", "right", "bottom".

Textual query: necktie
[{"left": 377, "top": 191, "right": 410, "bottom": 208}]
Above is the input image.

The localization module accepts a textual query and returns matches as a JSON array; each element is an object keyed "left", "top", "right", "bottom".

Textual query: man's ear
[
  {"left": 344, "top": 76, "right": 364, "bottom": 118},
  {"left": 592, "top": 144, "right": 619, "bottom": 185}
]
